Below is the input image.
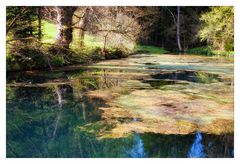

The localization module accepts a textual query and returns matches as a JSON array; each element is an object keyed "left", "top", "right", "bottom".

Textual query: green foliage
[
  {"left": 195, "top": 72, "right": 219, "bottom": 84},
  {"left": 87, "top": 47, "right": 105, "bottom": 61},
  {"left": 71, "top": 34, "right": 104, "bottom": 49},
  {"left": 7, "top": 7, "right": 39, "bottom": 38},
  {"left": 70, "top": 46, "right": 129, "bottom": 64},
  {"left": 51, "top": 55, "right": 65, "bottom": 66},
  {"left": 186, "top": 47, "right": 234, "bottom": 61},
  {"left": 7, "top": 44, "right": 48, "bottom": 71},
  {"left": 199, "top": 7, "right": 234, "bottom": 51},
  {"left": 134, "top": 45, "right": 169, "bottom": 54},
  {"left": 186, "top": 47, "right": 214, "bottom": 56},
  {"left": 105, "top": 48, "right": 128, "bottom": 59}
]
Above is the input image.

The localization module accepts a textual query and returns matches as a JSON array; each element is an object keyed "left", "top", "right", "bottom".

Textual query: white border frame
[{"left": 1, "top": 0, "right": 239, "bottom": 163}]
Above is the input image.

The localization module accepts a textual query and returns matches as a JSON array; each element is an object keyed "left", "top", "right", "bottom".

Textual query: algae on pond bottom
[{"left": 85, "top": 54, "right": 233, "bottom": 138}]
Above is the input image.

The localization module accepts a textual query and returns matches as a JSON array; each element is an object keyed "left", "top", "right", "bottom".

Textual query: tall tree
[
  {"left": 6, "top": 7, "right": 38, "bottom": 40},
  {"left": 55, "top": 6, "right": 78, "bottom": 49},
  {"left": 199, "top": 7, "right": 234, "bottom": 51},
  {"left": 77, "top": 7, "right": 91, "bottom": 48},
  {"left": 37, "top": 7, "right": 42, "bottom": 41},
  {"left": 176, "top": 6, "right": 182, "bottom": 51},
  {"left": 141, "top": 7, "right": 208, "bottom": 51},
  {"left": 165, "top": 7, "right": 182, "bottom": 51}
]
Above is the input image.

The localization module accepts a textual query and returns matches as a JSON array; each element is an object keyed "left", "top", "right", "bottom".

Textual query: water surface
[{"left": 7, "top": 54, "right": 234, "bottom": 158}]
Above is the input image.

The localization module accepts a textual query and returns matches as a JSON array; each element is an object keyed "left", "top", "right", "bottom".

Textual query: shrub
[
  {"left": 51, "top": 55, "right": 65, "bottom": 66},
  {"left": 89, "top": 47, "right": 105, "bottom": 61},
  {"left": 7, "top": 43, "right": 48, "bottom": 71},
  {"left": 105, "top": 48, "right": 128, "bottom": 59}
]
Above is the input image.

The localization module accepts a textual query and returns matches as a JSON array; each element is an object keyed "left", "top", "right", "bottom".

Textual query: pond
[{"left": 6, "top": 54, "right": 234, "bottom": 158}]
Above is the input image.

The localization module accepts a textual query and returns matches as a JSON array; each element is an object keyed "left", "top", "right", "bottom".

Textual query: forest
[
  {"left": 6, "top": 6, "right": 234, "bottom": 158},
  {"left": 6, "top": 6, "right": 233, "bottom": 71}
]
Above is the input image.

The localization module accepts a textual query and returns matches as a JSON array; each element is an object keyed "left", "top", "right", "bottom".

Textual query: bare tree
[
  {"left": 72, "top": 7, "right": 159, "bottom": 52},
  {"left": 177, "top": 6, "right": 182, "bottom": 51},
  {"left": 165, "top": 7, "right": 182, "bottom": 51},
  {"left": 77, "top": 7, "right": 91, "bottom": 48},
  {"left": 43, "top": 6, "right": 159, "bottom": 51}
]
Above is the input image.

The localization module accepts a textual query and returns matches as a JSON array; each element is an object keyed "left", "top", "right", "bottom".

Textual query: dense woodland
[{"left": 6, "top": 6, "right": 234, "bottom": 71}]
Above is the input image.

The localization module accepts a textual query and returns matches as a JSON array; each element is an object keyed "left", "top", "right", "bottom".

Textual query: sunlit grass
[
  {"left": 186, "top": 47, "right": 234, "bottom": 58},
  {"left": 42, "top": 20, "right": 57, "bottom": 44},
  {"left": 42, "top": 21, "right": 170, "bottom": 56},
  {"left": 71, "top": 26, "right": 104, "bottom": 52},
  {"left": 83, "top": 35, "right": 104, "bottom": 48}
]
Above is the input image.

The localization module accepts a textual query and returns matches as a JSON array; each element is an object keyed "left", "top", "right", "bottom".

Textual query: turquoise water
[{"left": 6, "top": 67, "right": 233, "bottom": 158}]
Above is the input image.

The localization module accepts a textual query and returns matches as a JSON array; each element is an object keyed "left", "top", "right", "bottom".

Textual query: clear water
[
  {"left": 6, "top": 69, "right": 233, "bottom": 158},
  {"left": 7, "top": 54, "right": 234, "bottom": 158}
]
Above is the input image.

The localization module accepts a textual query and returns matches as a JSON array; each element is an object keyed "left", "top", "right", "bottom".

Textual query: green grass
[
  {"left": 186, "top": 47, "right": 234, "bottom": 57},
  {"left": 41, "top": 21, "right": 169, "bottom": 56},
  {"left": 42, "top": 20, "right": 57, "bottom": 44},
  {"left": 42, "top": 20, "right": 104, "bottom": 56},
  {"left": 71, "top": 22, "right": 103, "bottom": 51},
  {"left": 134, "top": 45, "right": 169, "bottom": 54},
  {"left": 82, "top": 35, "right": 103, "bottom": 48}
]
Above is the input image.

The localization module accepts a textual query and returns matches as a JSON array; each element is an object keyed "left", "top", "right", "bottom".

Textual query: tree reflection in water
[
  {"left": 188, "top": 132, "right": 205, "bottom": 158},
  {"left": 6, "top": 69, "right": 234, "bottom": 158},
  {"left": 130, "top": 133, "right": 146, "bottom": 158}
]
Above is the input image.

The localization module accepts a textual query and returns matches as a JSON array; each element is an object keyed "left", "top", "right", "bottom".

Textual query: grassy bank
[
  {"left": 134, "top": 45, "right": 169, "bottom": 54},
  {"left": 7, "top": 21, "right": 130, "bottom": 71},
  {"left": 7, "top": 21, "right": 233, "bottom": 72},
  {"left": 186, "top": 47, "right": 234, "bottom": 57}
]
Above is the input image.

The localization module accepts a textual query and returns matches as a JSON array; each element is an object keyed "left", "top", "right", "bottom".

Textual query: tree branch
[{"left": 6, "top": 7, "right": 28, "bottom": 34}]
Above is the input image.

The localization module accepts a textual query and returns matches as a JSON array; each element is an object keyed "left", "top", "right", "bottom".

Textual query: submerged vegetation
[
  {"left": 6, "top": 53, "right": 234, "bottom": 157},
  {"left": 84, "top": 54, "right": 233, "bottom": 138}
]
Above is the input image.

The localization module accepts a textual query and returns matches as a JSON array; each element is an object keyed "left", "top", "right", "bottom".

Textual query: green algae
[
  {"left": 84, "top": 54, "right": 233, "bottom": 138},
  {"left": 8, "top": 53, "right": 234, "bottom": 139}
]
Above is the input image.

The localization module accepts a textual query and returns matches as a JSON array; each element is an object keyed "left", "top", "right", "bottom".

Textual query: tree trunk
[
  {"left": 55, "top": 7, "right": 77, "bottom": 49},
  {"left": 37, "top": 7, "right": 42, "bottom": 42},
  {"left": 103, "top": 33, "right": 109, "bottom": 52},
  {"left": 177, "top": 6, "right": 182, "bottom": 52},
  {"left": 78, "top": 7, "right": 90, "bottom": 48},
  {"left": 79, "top": 30, "right": 85, "bottom": 47}
]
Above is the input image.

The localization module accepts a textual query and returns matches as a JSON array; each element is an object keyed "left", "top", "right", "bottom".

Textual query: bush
[
  {"left": 7, "top": 43, "right": 48, "bottom": 71},
  {"left": 199, "top": 7, "right": 234, "bottom": 51},
  {"left": 186, "top": 47, "right": 214, "bottom": 56},
  {"left": 89, "top": 47, "right": 105, "bottom": 61},
  {"left": 48, "top": 45, "right": 79, "bottom": 65},
  {"left": 105, "top": 48, "right": 128, "bottom": 59},
  {"left": 6, "top": 42, "right": 131, "bottom": 71},
  {"left": 51, "top": 55, "right": 65, "bottom": 66}
]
